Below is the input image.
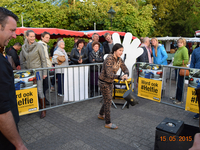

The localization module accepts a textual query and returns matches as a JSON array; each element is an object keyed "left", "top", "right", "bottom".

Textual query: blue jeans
[
  {"left": 57, "top": 74, "right": 64, "bottom": 95},
  {"left": 175, "top": 69, "right": 184, "bottom": 102}
]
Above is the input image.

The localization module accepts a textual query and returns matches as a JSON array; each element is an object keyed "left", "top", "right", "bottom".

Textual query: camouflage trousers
[{"left": 99, "top": 80, "right": 113, "bottom": 124}]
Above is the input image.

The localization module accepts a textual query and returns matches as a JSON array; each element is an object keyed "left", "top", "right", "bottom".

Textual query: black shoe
[
  {"left": 45, "top": 99, "right": 54, "bottom": 105},
  {"left": 90, "top": 92, "right": 94, "bottom": 97},
  {"left": 193, "top": 114, "right": 199, "bottom": 120}
]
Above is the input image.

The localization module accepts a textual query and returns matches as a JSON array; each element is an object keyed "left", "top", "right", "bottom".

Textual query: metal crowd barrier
[
  {"left": 17, "top": 63, "right": 103, "bottom": 114},
  {"left": 16, "top": 61, "right": 195, "bottom": 115},
  {"left": 132, "top": 62, "right": 194, "bottom": 110}
]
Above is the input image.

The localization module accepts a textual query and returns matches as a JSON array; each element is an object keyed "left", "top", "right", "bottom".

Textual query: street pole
[
  {"left": 94, "top": 22, "right": 96, "bottom": 30},
  {"left": 111, "top": 19, "right": 112, "bottom": 27},
  {"left": 21, "top": 15, "right": 24, "bottom": 27}
]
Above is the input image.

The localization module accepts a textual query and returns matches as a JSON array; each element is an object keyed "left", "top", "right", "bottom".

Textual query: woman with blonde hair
[
  {"left": 170, "top": 38, "right": 189, "bottom": 104},
  {"left": 151, "top": 37, "right": 168, "bottom": 65}
]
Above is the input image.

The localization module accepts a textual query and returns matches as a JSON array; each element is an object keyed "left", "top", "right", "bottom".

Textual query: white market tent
[{"left": 152, "top": 36, "right": 200, "bottom": 52}]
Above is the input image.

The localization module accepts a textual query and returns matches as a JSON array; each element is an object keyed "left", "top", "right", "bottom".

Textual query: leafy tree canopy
[
  {"left": 64, "top": 0, "right": 154, "bottom": 37},
  {"left": 146, "top": 0, "right": 200, "bottom": 37},
  {"left": 1, "top": 0, "right": 154, "bottom": 38}
]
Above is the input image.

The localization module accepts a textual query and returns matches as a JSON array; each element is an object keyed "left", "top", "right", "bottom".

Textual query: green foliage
[
  {"left": 6, "top": 36, "right": 24, "bottom": 48},
  {"left": 146, "top": 0, "right": 200, "bottom": 37},
  {"left": 111, "top": 2, "right": 154, "bottom": 37},
  {"left": 47, "top": 38, "right": 75, "bottom": 52},
  {"left": 49, "top": 0, "right": 79, "bottom": 6},
  {"left": 1, "top": 0, "right": 67, "bottom": 28},
  {"left": 64, "top": 0, "right": 154, "bottom": 37},
  {"left": 2, "top": 0, "right": 200, "bottom": 38},
  {"left": 63, "top": 0, "right": 109, "bottom": 30},
  {"left": 1, "top": 0, "right": 155, "bottom": 38},
  {"left": 137, "top": 0, "right": 147, "bottom": 8}
]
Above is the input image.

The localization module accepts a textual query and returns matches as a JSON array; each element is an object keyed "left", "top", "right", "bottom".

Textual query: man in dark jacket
[
  {"left": 137, "top": 37, "right": 151, "bottom": 63},
  {"left": 0, "top": 7, "right": 27, "bottom": 150},
  {"left": 103, "top": 32, "right": 113, "bottom": 54},
  {"left": 86, "top": 33, "right": 104, "bottom": 56},
  {"left": 5, "top": 42, "right": 21, "bottom": 70}
]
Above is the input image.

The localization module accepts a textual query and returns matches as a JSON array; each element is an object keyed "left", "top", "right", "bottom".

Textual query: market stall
[{"left": 154, "top": 36, "right": 200, "bottom": 52}]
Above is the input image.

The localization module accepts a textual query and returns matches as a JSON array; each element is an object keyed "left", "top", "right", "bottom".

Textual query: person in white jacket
[
  {"left": 38, "top": 32, "right": 53, "bottom": 105},
  {"left": 52, "top": 41, "right": 69, "bottom": 96}
]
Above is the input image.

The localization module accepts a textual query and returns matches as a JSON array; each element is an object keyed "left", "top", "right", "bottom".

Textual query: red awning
[
  {"left": 16, "top": 27, "right": 84, "bottom": 39},
  {"left": 16, "top": 28, "right": 137, "bottom": 41}
]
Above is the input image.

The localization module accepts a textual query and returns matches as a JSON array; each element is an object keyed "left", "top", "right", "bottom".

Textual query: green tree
[
  {"left": 64, "top": 0, "right": 154, "bottom": 37},
  {"left": 2, "top": 0, "right": 155, "bottom": 46},
  {"left": 1, "top": 0, "right": 154, "bottom": 37},
  {"left": 63, "top": 0, "right": 110, "bottom": 30},
  {"left": 146, "top": 0, "right": 200, "bottom": 37},
  {"left": 1, "top": 0, "right": 87, "bottom": 52},
  {"left": 111, "top": 2, "right": 154, "bottom": 37},
  {"left": 49, "top": 0, "right": 80, "bottom": 6},
  {"left": 1, "top": 0, "right": 67, "bottom": 28}
]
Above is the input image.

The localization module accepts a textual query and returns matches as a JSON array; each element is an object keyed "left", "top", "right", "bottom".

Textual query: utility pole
[
  {"left": 21, "top": 15, "right": 24, "bottom": 27},
  {"left": 94, "top": 22, "right": 96, "bottom": 30}
]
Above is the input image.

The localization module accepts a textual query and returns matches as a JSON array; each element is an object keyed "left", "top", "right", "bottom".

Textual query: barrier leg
[
  {"left": 111, "top": 100, "right": 117, "bottom": 109},
  {"left": 122, "top": 101, "right": 127, "bottom": 109}
]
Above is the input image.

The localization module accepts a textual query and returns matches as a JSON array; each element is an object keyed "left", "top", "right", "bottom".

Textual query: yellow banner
[
  {"left": 138, "top": 77, "right": 162, "bottom": 102},
  {"left": 185, "top": 87, "right": 199, "bottom": 113},
  {"left": 16, "top": 88, "right": 39, "bottom": 116}
]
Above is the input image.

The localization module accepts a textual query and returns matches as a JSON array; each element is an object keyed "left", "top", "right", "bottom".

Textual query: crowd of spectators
[
  {"left": 2, "top": 6, "right": 200, "bottom": 149},
  {"left": 5, "top": 33, "right": 200, "bottom": 117},
  {"left": 4, "top": 32, "right": 114, "bottom": 105}
]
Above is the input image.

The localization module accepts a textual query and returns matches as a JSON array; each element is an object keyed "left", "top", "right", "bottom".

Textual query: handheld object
[{"left": 123, "top": 80, "right": 138, "bottom": 106}]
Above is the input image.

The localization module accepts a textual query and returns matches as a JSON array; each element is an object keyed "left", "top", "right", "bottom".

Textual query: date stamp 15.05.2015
[{"left": 160, "top": 135, "right": 192, "bottom": 142}]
